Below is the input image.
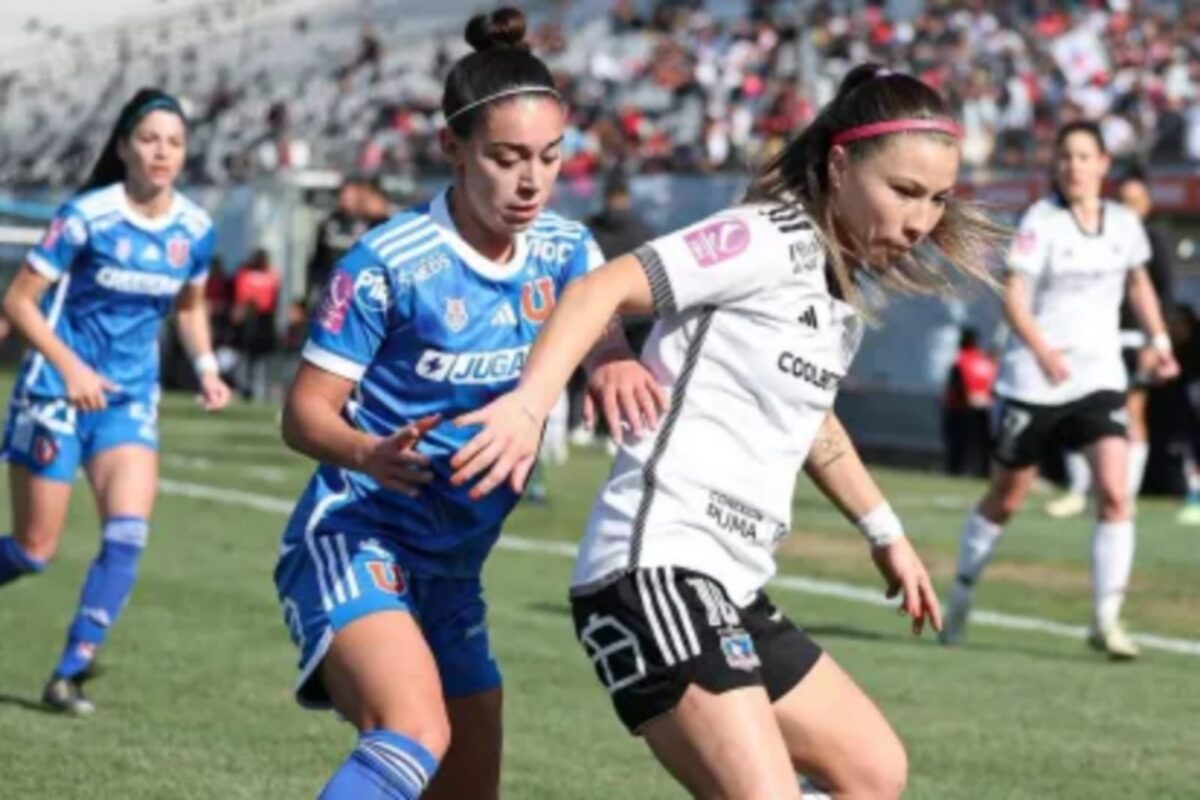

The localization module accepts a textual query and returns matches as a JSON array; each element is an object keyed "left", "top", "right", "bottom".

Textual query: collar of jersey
[
  {"left": 430, "top": 189, "right": 529, "bottom": 282},
  {"left": 114, "top": 183, "right": 184, "bottom": 232}
]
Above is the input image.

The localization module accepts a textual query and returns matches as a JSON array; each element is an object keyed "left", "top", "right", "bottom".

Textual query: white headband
[{"left": 444, "top": 86, "right": 562, "bottom": 124}]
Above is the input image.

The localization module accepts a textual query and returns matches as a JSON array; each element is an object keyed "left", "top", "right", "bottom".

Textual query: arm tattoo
[{"left": 810, "top": 416, "right": 849, "bottom": 469}]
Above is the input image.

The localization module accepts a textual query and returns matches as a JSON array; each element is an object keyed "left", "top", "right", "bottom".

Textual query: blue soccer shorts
[
  {"left": 1, "top": 393, "right": 159, "bottom": 482},
  {"left": 274, "top": 520, "right": 500, "bottom": 709}
]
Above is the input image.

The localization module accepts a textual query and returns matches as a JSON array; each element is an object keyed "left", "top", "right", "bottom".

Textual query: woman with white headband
[
  {"left": 451, "top": 63, "right": 1003, "bottom": 798},
  {"left": 272, "top": 8, "right": 661, "bottom": 798}
]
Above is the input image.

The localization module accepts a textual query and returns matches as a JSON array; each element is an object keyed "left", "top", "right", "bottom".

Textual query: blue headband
[{"left": 120, "top": 96, "right": 186, "bottom": 136}]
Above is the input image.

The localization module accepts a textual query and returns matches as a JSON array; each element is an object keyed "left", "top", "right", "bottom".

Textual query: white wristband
[
  {"left": 1151, "top": 332, "right": 1172, "bottom": 355},
  {"left": 193, "top": 352, "right": 219, "bottom": 376},
  {"left": 856, "top": 503, "right": 905, "bottom": 548}
]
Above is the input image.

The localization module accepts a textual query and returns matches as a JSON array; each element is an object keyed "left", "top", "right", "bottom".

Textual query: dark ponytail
[
  {"left": 746, "top": 63, "right": 1004, "bottom": 307},
  {"left": 79, "top": 88, "right": 186, "bottom": 194},
  {"left": 442, "top": 7, "right": 559, "bottom": 138}
]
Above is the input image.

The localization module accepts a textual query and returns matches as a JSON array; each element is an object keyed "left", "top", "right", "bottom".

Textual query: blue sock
[
  {"left": 0, "top": 535, "right": 47, "bottom": 587},
  {"left": 319, "top": 730, "right": 440, "bottom": 800},
  {"left": 53, "top": 517, "right": 148, "bottom": 679}
]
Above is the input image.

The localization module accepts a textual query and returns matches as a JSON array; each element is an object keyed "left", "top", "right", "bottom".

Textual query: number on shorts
[
  {"left": 686, "top": 577, "right": 739, "bottom": 628},
  {"left": 994, "top": 403, "right": 1032, "bottom": 460}
]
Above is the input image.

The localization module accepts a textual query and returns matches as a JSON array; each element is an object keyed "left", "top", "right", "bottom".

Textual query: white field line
[
  {"left": 161, "top": 454, "right": 291, "bottom": 483},
  {"left": 155, "top": 478, "right": 1200, "bottom": 657}
]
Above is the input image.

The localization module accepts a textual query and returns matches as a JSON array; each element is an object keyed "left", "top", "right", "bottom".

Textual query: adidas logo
[
  {"left": 141, "top": 243, "right": 161, "bottom": 261},
  {"left": 491, "top": 303, "right": 518, "bottom": 327},
  {"left": 798, "top": 306, "right": 818, "bottom": 330}
]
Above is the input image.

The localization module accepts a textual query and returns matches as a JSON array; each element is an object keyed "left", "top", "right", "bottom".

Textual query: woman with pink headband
[{"left": 449, "top": 63, "right": 1002, "bottom": 797}]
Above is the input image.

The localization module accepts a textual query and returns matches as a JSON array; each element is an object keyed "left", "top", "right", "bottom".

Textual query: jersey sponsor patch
[
  {"left": 684, "top": 218, "right": 750, "bottom": 267},
  {"left": 777, "top": 351, "right": 842, "bottom": 391},
  {"left": 354, "top": 266, "right": 390, "bottom": 311},
  {"left": 94, "top": 267, "right": 185, "bottom": 296},
  {"left": 318, "top": 269, "right": 354, "bottom": 333},
  {"left": 415, "top": 346, "right": 529, "bottom": 384},
  {"left": 528, "top": 237, "right": 575, "bottom": 265},
  {"left": 1014, "top": 228, "right": 1037, "bottom": 256}
]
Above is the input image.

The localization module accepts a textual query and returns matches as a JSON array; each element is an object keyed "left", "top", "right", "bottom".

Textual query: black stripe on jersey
[
  {"left": 635, "top": 244, "right": 676, "bottom": 315},
  {"left": 628, "top": 307, "right": 716, "bottom": 570},
  {"left": 761, "top": 203, "right": 814, "bottom": 234}
]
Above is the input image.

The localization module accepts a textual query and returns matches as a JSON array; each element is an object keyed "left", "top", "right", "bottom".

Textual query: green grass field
[{"left": 1, "top": 389, "right": 1198, "bottom": 798}]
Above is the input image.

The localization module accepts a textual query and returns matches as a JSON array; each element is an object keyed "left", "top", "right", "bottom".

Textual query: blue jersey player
[
  {"left": 0, "top": 89, "right": 231, "bottom": 714},
  {"left": 275, "top": 9, "right": 663, "bottom": 799}
]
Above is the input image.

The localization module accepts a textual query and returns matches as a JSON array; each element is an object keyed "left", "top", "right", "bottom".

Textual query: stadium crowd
[{"left": 4, "top": 1, "right": 1200, "bottom": 186}]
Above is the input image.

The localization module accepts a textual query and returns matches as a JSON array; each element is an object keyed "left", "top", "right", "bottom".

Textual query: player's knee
[
  {"left": 851, "top": 735, "right": 908, "bottom": 800},
  {"left": 1096, "top": 488, "right": 1130, "bottom": 521},
  {"left": 368, "top": 706, "right": 452, "bottom": 761},
  {"left": 979, "top": 492, "right": 1017, "bottom": 525},
  {"left": 16, "top": 527, "right": 62, "bottom": 563}
]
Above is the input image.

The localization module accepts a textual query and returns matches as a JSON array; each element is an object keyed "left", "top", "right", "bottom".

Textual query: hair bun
[
  {"left": 464, "top": 7, "right": 529, "bottom": 52},
  {"left": 835, "top": 63, "right": 892, "bottom": 99}
]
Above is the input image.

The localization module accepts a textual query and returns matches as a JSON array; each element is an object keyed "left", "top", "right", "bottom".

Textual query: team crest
[
  {"left": 719, "top": 631, "right": 760, "bottom": 671},
  {"left": 444, "top": 297, "right": 469, "bottom": 332},
  {"left": 365, "top": 561, "right": 407, "bottom": 595},
  {"left": 520, "top": 277, "right": 556, "bottom": 324},
  {"left": 115, "top": 238, "right": 133, "bottom": 262},
  {"left": 32, "top": 433, "right": 58, "bottom": 466},
  {"left": 166, "top": 235, "right": 191, "bottom": 269}
]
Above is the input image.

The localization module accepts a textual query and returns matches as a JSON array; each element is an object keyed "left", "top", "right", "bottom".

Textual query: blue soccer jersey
[
  {"left": 283, "top": 189, "right": 604, "bottom": 577},
  {"left": 14, "top": 182, "right": 214, "bottom": 402}
]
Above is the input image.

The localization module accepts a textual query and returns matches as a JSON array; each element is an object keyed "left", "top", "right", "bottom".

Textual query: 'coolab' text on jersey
[
  {"left": 571, "top": 203, "right": 862, "bottom": 605},
  {"left": 288, "top": 190, "right": 603, "bottom": 576},
  {"left": 16, "top": 183, "right": 214, "bottom": 401},
  {"left": 995, "top": 196, "right": 1151, "bottom": 405}
]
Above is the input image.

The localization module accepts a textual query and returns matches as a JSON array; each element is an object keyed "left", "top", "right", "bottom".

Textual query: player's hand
[
  {"left": 1150, "top": 349, "right": 1180, "bottom": 383},
  {"left": 1035, "top": 348, "right": 1070, "bottom": 385},
  {"left": 450, "top": 392, "right": 543, "bottom": 499},
  {"left": 870, "top": 537, "right": 942, "bottom": 636},
  {"left": 361, "top": 414, "right": 439, "bottom": 497},
  {"left": 583, "top": 358, "right": 668, "bottom": 444},
  {"left": 197, "top": 373, "right": 232, "bottom": 411},
  {"left": 63, "top": 359, "right": 118, "bottom": 411}
]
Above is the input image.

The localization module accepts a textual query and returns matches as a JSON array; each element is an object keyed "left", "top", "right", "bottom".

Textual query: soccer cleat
[
  {"left": 42, "top": 675, "right": 96, "bottom": 715},
  {"left": 938, "top": 591, "right": 972, "bottom": 646},
  {"left": 1045, "top": 491, "right": 1087, "bottom": 519},
  {"left": 1087, "top": 622, "right": 1140, "bottom": 660},
  {"left": 1177, "top": 502, "right": 1200, "bottom": 526}
]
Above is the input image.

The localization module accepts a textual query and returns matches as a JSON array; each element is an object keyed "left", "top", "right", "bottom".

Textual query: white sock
[
  {"left": 1127, "top": 440, "right": 1149, "bottom": 500},
  {"left": 954, "top": 510, "right": 1004, "bottom": 596},
  {"left": 1065, "top": 451, "right": 1091, "bottom": 496},
  {"left": 1091, "top": 519, "right": 1135, "bottom": 629}
]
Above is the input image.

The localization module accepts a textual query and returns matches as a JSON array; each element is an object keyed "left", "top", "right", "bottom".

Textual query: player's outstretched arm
[
  {"left": 581, "top": 320, "right": 668, "bottom": 443},
  {"left": 451, "top": 253, "right": 656, "bottom": 498},
  {"left": 174, "top": 283, "right": 231, "bottom": 411},
  {"left": 802, "top": 413, "right": 942, "bottom": 635},
  {"left": 282, "top": 363, "right": 434, "bottom": 497},
  {"left": 1126, "top": 266, "right": 1179, "bottom": 381}
]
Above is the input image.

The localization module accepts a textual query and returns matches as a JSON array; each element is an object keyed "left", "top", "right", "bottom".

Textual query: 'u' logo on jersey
[
  {"left": 366, "top": 561, "right": 407, "bottom": 595},
  {"left": 521, "top": 278, "right": 556, "bottom": 324}
]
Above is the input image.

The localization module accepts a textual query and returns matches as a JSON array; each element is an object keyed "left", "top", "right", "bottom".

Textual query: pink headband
[{"left": 832, "top": 118, "right": 961, "bottom": 147}]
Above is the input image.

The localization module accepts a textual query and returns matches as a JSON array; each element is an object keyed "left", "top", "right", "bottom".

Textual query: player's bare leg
[
  {"left": 424, "top": 687, "right": 502, "bottom": 800},
  {"left": 641, "top": 684, "right": 800, "bottom": 799},
  {"left": 773, "top": 653, "right": 907, "bottom": 800}
]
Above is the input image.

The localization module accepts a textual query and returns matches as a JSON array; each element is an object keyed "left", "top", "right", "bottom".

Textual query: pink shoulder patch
[
  {"left": 1013, "top": 228, "right": 1037, "bottom": 256},
  {"left": 683, "top": 218, "right": 750, "bottom": 268},
  {"left": 318, "top": 269, "right": 355, "bottom": 333}
]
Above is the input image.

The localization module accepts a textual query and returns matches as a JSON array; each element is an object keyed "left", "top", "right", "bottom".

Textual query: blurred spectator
[
  {"left": 307, "top": 181, "right": 370, "bottom": 307},
  {"left": 232, "top": 248, "right": 281, "bottom": 401},
  {"left": 942, "top": 327, "right": 996, "bottom": 478}
]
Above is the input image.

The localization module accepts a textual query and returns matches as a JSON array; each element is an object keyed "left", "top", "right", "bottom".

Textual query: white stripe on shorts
[{"left": 636, "top": 569, "right": 676, "bottom": 666}]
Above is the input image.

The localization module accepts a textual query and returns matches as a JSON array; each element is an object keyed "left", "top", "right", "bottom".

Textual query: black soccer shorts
[{"left": 991, "top": 390, "right": 1128, "bottom": 469}]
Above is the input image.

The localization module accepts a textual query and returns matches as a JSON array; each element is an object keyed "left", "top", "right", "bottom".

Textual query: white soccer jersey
[
  {"left": 994, "top": 196, "right": 1151, "bottom": 405},
  {"left": 569, "top": 203, "right": 863, "bottom": 606}
]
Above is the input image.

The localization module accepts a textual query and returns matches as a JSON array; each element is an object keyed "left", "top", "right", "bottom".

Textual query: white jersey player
[
  {"left": 943, "top": 121, "right": 1178, "bottom": 659},
  {"left": 450, "top": 64, "right": 1004, "bottom": 799}
]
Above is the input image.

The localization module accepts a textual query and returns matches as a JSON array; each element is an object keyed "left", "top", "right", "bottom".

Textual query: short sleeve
[
  {"left": 634, "top": 210, "right": 789, "bottom": 315},
  {"left": 1126, "top": 215, "right": 1152, "bottom": 272},
  {"left": 188, "top": 228, "right": 216, "bottom": 285},
  {"left": 1007, "top": 208, "right": 1050, "bottom": 278},
  {"left": 302, "top": 243, "right": 394, "bottom": 382},
  {"left": 26, "top": 204, "right": 88, "bottom": 280},
  {"left": 560, "top": 229, "right": 606, "bottom": 285}
]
